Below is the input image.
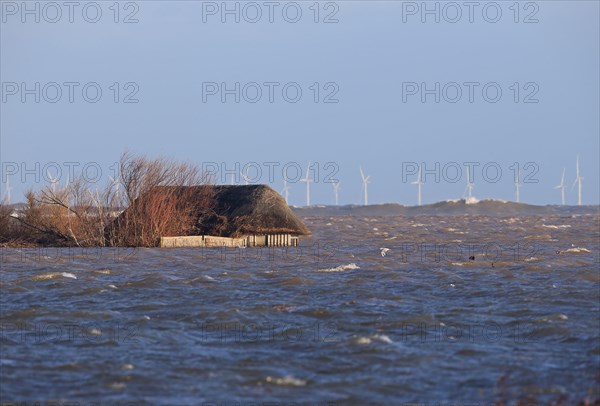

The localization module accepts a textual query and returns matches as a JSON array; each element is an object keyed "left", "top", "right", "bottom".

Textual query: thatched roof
[
  {"left": 199, "top": 185, "right": 309, "bottom": 236},
  {"left": 111, "top": 185, "right": 309, "bottom": 238}
]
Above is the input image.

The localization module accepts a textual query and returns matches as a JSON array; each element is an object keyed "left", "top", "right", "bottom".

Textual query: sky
[{"left": 1, "top": 0, "right": 599, "bottom": 206}]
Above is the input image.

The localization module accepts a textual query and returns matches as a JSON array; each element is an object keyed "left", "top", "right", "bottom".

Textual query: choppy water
[{"left": 1, "top": 206, "right": 599, "bottom": 405}]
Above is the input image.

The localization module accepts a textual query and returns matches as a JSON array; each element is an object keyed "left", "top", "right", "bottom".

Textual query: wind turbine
[
  {"left": 572, "top": 156, "right": 583, "bottom": 206},
  {"left": 47, "top": 170, "right": 58, "bottom": 194},
  {"left": 411, "top": 167, "right": 423, "bottom": 206},
  {"left": 88, "top": 187, "right": 102, "bottom": 212},
  {"left": 332, "top": 181, "right": 341, "bottom": 206},
  {"left": 554, "top": 168, "right": 566, "bottom": 206},
  {"left": 4, "top": 175, "right": 12, "bottom": 205},
  {"left": 359, "top": 167, "right": 370, "bottom": 206},
  {"left": 240, "top": 169, "right": 250, "bottom": 185},
  {"left": 64, "top": 171, "right": 73, "bottom": 204},
  {"left": 464, "top": 170, "right": 474, "bottom": 199},
  {"left": 514, "top": 169, "right": 522, "bottom": 203},
  {"left": 300, "top": 162, "right": 312, "bottom": 207},
  {"left": 109, "top": 175, "right": 121, "bottom": 207},
  {"left": 62, "top": 172, "right": 72, "bottom": 213},
  {"left": 281, "top": 177, "right": 291, "bottom": 205}
]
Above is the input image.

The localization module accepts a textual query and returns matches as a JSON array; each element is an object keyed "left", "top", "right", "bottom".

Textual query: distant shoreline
[{"left": 291, "top": 200, "right": 600, "bottom": 216}]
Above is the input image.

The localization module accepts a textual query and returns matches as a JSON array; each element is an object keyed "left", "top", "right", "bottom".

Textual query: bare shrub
[
  {"left": 105, "top": 152, "right": 215, "bottom": 247},
  {"left": 11, "top": 178, "right": 115, "bottom": 246},
  {"left": 0, "top": 202, "right": 17, "bottom": 244},
  {"left": 5, "top": 152, "right": 214, "bottom": 247}
]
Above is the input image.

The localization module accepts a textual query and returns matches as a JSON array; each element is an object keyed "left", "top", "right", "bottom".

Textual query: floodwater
[{"left": 1, "top": 204, "right": 599, "bottom": 405}]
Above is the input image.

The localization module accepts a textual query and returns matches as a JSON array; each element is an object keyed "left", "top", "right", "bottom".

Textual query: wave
[
  {"left": 542, "top": 224, "right": 571, "bottom": 229},
  {"left": 354, "top": 334, "right": 394, "bottom": 345},
  {"left": 31, "top": 272, "right": 77, "bottom": 281},
  {"left": 265, "top": 376, "right": 307, "bottom": 386},
  {"left": 316, "top": 263, "right": 360, "bottom": 273},
  {"left": 564, "top": 247, "right": 591, "bottom": 253}
]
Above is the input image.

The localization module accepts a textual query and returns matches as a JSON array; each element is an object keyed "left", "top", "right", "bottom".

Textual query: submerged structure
[{"left": 109, "top": 185, "right": 309, "bottom": 248}]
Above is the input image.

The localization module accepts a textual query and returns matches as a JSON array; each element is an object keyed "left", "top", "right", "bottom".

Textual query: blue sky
[{"left": 1, "top": 1, "right": 598, "bottom": 206}]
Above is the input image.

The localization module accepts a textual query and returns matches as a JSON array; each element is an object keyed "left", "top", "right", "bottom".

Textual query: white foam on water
[
  {"left": 542, "top": 224, "right": 571, "bottom": 229},
  {"left": 465, "top": 197, "right": 479, "bottom": 205},
  {"left": 525, "top": 257, "right": 539, "bottom": 262},
  {"left": 373, "top": 334, "right": 393, "bottom": 344},
  {"left": 354, "top": 334, "right": 393, "bottom": 345},
  {"left": 447, "top": 228, "right": 467, "bottom": 234},
  {"left": 503, "top": 218, "right": 519, "bottom": 224},
  {"left": 61, "top": 272, "right": 77, "bottom": 279},
  {"left": 31, "top": 272, "right": 77, "bottom": 281},
  {"left": 265, "top": 376, "right": 307, "bottom": 386},
  {"left": 316, "top": 263, "right": 360, "bottom": 273},
  {"left": 564, "top": 247, "right": 590, "bottom": 253}
]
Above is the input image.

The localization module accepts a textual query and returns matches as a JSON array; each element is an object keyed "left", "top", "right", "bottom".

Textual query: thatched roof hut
[
  {"left": 107, "top": 185, "right": 309, "bottom": 246},
  {"left": 197, "top": 185, "right": 309, "bottom": 237}
]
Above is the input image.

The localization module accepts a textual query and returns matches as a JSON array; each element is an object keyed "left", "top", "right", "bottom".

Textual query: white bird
[
  {"left": 300, "top": 162, "right": 312, "bottom": 207},
  {"left": 411, "top": 167, "right": 423, "bottom": 206},
  {"left": 572, "top": 156, "right": 583, "bottom": 206},
  {"left": 359, "top": 166, "right": 370, "bottom": 206},
  {"left": 380, "top": 248, "right": 390, "bottom": 257},
  {"left": 554, "top": 168, "right": 566, "bottom": 206},
  {"left": 332, "top": 181, "right": 341, "bottom": 206}
]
